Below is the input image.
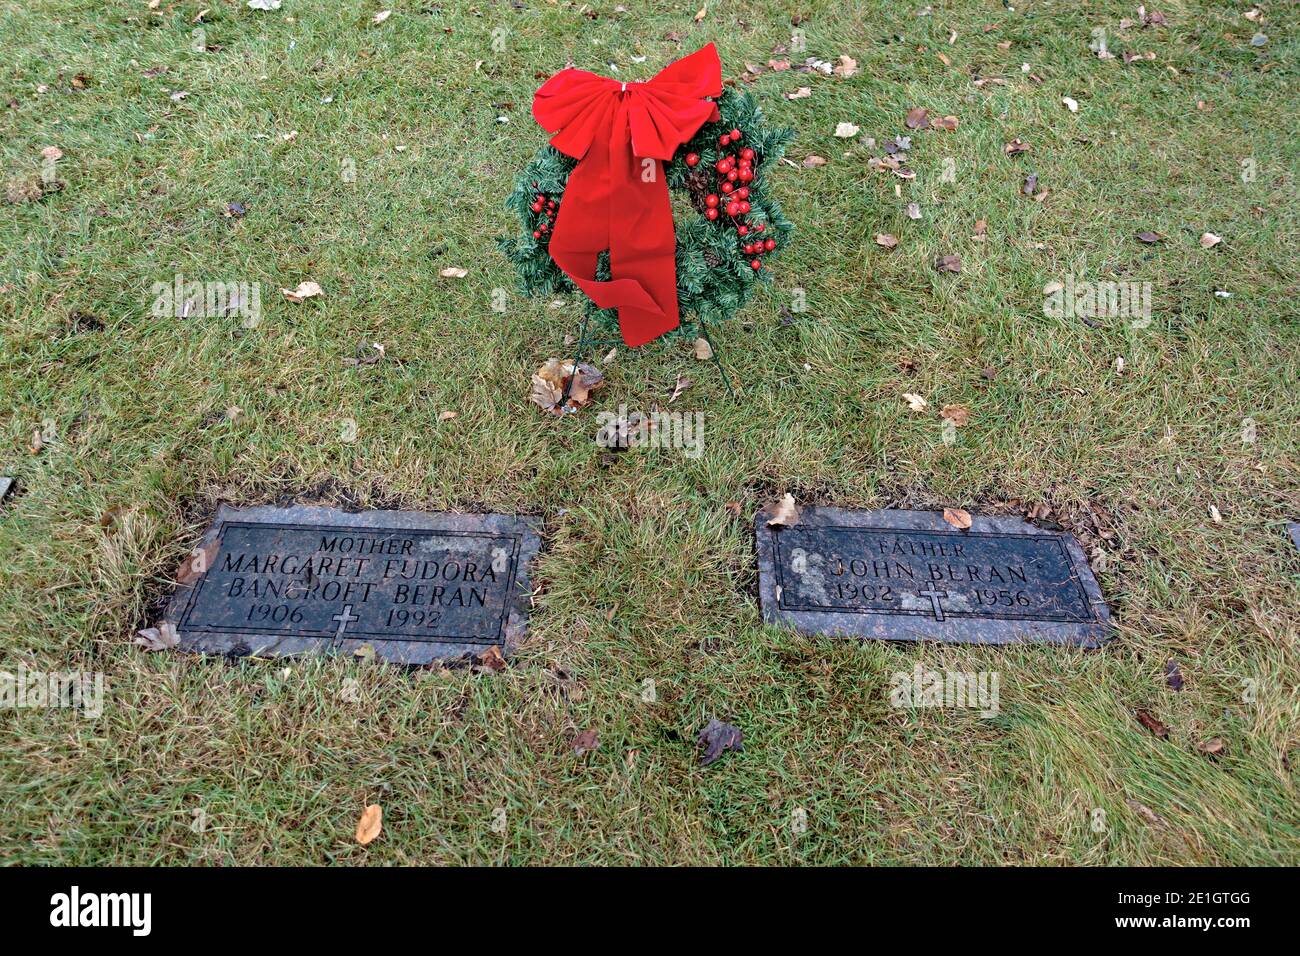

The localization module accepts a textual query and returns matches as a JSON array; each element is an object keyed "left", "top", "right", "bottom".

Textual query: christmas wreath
[{"left": 500, "top": 44, "right": 795, "bottom": 349}]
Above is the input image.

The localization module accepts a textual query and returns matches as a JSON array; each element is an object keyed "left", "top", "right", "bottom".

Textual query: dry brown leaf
[
  {"left": 530, "top": 358, "right": 604, "bottom": 414},
  {"left": 1003, "top": 138, "right": 1031, "bottom": 156},
  {"left": 693, "top": 5, "right": 706, "bottom": 22},
  {"left": 438, "top": 266, "right": 468, "bottom": 278},
  {"left": 135, "top": 621, "right": 179, "bottom": 652},
  {"left": 936, "top": 51, "right": 951, "bottom": 66},
  {"left": 786, "top": 86, "right": 812, "bottom": 100},
  {"left": 1197, "top": 737, "right": 1225, "bottom": 757},
  {"left": 929, "top": 114, "right": 959, "bottom": 131},
  {"left": 766, "top": 493, "right": 800, "bottom": 527},
  {"left": 693, "top": 337, "right": 714, "bottom": 360},
  {"left": 1134, "top": 709, "right": 1170, "bottom": 739},
  {"left": 801, "top": 154, "right": 828, "bottom": 168},
  {"left": 572, "top": 729, "right": 600, "bottom": 756},
  {"left": 281, "top": 280, "right": 322, "bottom": 302},
  {"left": 934, "top": 253, "right": 962, "bottom": 273},
  {"left": 940, "top": 403, "right": 971, "bottom": 426},
  {"left": 476, "top": 645, "right": 507, "bottom": 672},
  {"left": 1199, "top": 232, "right": 1222, "bottom": 248},
  {"left": 874, "top": 233, "right": 898, "bottom": 248},
  {"left": 833, "top": 54, "right": 858, "bottom": 78},
  {"left": 438, "top": 410, "right": 458, "bottom": 421},
  {"left": 942, "top": 507, "right": 973, "bottom": 530},
  {"left": 902, "top": 392, "right": 928, "bottom": 412},
  {"left": 40, "top": 145, "right": 63, "bottom": 162},
  {"left": 355, "top": 804, "right": 382, "bottom": 845},
  {"left": 1135, "top": 231, "right": 1163, "bottom": 244},
  {"left": 668, "top": 374, "right": 692, "bottom": 404},
  {"left": 904, "top": 106, "right": 929, "bottom": 129}
]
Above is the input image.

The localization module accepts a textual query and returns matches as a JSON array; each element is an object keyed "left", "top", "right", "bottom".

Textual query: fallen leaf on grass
[
  {"left": 1134, "top": 709, "right": 1170, "bottom": 739},
  {"left": 135, "top": 621, "right": 179, "bottom": 652},
  {"left": 693, "top": 337, "right": 714, "bottom": 360},
  {"left": 786, "top": 86, "right": 812, "bottom": 100},
  {"left": 929, "top": 114, "right": 959, "bottom": 131},
  {"left": 697, "top": 718, "right": 743, "bottom": 766},
  {"left": 1199, "top": 232, "right": 1222, "bottom": 248},
  {"left": 942, "top": 507, "right": 973, "bottom": 530},
  {"left": 1003, "top": 138, "right": 1031, "bottom": 156},
  {"left": 1062, "top": 96, "right": 1079, "bottom": 113},
  {"left": 905, "top": 202, "right": 922, "bottom": 220},
  {"left": 834, "top": 121, "right": 860, "bottom": 138},
  {"left": 934, "top": 253, "right": 962, "bottom": 273},
  {"left": 905, "top": 107, "right": 930, "bottom": 129},
  {"left": 801, "top": 155, "right": 828, "bottom": 168},
  {"left": 693, "top": 5, "right": 706, "bottom": 22},
  {"left": 342, "top": 341, "right": 385, "bottom": 366},
  {"left": 281, "top": 280, "right": 322, "bottom": 302},
  {"left": 1126, "top": 798, "right": 1168, "bottom": 828},
  {"left": 40, "top": 146, "right": 63, "bottom": 162},
  {"left": 940, "top": 403, "right": 971, "bottom": 426},
  {"left": 902, "top": 392, "right": 928, "bottom": 412},
  {"left": 668, "top": 374, "right": 692, "bottom": 403},
  {"left": 833, "top": 54, "right": 858, "bottom": 78},
  {"left": 475, "top": 645, "right": 507, "bottom": 672},
  {"left": 1197, "top": 737, "right": 1225, "bottom": 757},
  {"left": 355, "top": 804, "right": 382, "bottom": 845},
  {"left": 1164, "top": 659, "right": 1184, "bottom": 691},
  {"left": 572, "top": 729, "right": 600, "bottom": 756},
  {"left": 530, "top": 358, "right": 605, "bottom": 414},
  {"left": 438, "top": 410, "right": 458, "bottom": 421},
  {"left": 438, "top": 266, "right": 468, "bottom": 278},
  {"left": 371, "top": 9, "right": 391, "bottom": 24},
  {"left": 874, "top": 233, "right": 898, "bottom": 248},
  {"left": 1135, "top": 231, "right": 1162, "bottom": 244},
  {"left": 766, "top": 493, "right": 800, "bottom": 527},
  {"left": 723, "top": 501, "right": 742, "bottom": 517}
]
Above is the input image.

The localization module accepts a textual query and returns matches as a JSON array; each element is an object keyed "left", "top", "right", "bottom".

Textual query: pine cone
[
  {"left": 686, "top": 167, "right": 712, "bottom": 213},
  {"left": 703, "top": 250, "right": 722, "bottom": 268}
]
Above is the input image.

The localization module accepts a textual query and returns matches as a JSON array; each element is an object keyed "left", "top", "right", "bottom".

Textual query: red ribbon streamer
[{"left": 533, "top": 44, "right": 723, "bottom": 347}]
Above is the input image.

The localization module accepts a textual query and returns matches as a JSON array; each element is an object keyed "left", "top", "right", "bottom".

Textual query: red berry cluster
[
  {"left": 529, "top": 183, "right": 557, "bottom": 240},
  {"left": 684, "top": 128, "right": 773, "bottom": 270}
]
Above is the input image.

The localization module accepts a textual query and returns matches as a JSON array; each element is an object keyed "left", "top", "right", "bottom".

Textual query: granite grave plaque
[
  {"left": 0, "top": 477, "right": 13, "bottom": 505},
  {"left": 755, "top": 507, "right": 1111, "bottom": 647},
  {"left": 164, "top": 504, "right": 541, "bottom": 664}
]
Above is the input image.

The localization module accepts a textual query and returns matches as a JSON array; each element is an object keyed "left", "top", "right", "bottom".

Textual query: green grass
[{"left": 1, "top": 0, "right": 1297, "bottom": 865}]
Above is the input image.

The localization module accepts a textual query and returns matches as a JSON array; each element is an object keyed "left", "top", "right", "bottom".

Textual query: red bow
[{"left": 533, "top": 44, "right": 723, "bottom": 347}]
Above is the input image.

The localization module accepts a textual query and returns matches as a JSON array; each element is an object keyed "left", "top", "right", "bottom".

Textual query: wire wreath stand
[{"left": 559, "top": 308, "right": 736, "bottom": 404}]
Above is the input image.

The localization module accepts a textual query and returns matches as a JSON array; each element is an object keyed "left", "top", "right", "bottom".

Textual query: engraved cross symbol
[
  {"left": 918, "top": 587, "right": 948, "bottom": 622},
  {"left": 331, "top": 604, "right": 359, "bottom": 639}
]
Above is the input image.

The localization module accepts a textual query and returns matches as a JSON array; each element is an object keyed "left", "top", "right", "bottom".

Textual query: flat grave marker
[
  {"left": 0, "top": 477, "right": 14, "bottom": 505},
  {"left": 755, "top": 507, "right": 1112, "bottom": 647},
  {"left": 164, "top": 503, "right": 541, "bottom": 664}
]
